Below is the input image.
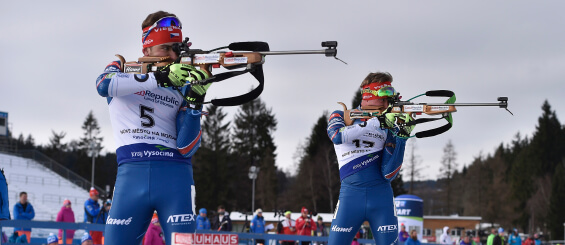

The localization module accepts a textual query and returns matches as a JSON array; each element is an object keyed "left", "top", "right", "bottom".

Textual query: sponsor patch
[
  {"left": 172, "top": 233, "right": 238, "bottom": 245},
  {"left": 106, "top": 216, "right": 133, "bottom": 226},
  {"left": 224, "top": 57, "right": 248, "bottom": 64},
  {"left": 430, "top": 106, "right": 450, "bottom": 111},
  {"left": 331, "top": 225, "right": 354, "bottom": 232},
  {"left": 376, "top": 224, "right": 397, "bottom": 233},
  {"left": 125, "top": 65, "right": 142, "bottom": 73},
  {"left": 403, "top": 105, "right": 424, "bottom": 112},
  {"left": 193, "top": 54, "right": 220, "bottom": 64}
]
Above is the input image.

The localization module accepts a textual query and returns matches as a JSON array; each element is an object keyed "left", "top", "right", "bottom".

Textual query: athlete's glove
[
  {"left": 154, "top": 63, "right": 202, "bottom": 88},
  {"left": 185, "top": 71, "right": 211, "bottom": 109},
  {"left": 377, "top": 106, "right": 394, "bottom": 129},
  {"left": 396, "top": 113, "right": 415, "bottom": 138},
  {"left": 378, "top": 107, "right": 415, "bottom": 138}
]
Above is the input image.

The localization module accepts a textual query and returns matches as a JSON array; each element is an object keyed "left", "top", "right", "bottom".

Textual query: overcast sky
[{"left": 1, "top": 1, "right": 564, "bottom": 180}]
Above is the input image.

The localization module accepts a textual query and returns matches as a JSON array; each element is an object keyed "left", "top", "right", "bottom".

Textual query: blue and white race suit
[
  {"left": 0, "top": 169, "right": 9, "bottom": 220},
  {"left": 327, "top": 110, "right": 407, "bottom": 245},
  {"left": 96, "top": 60, "right": 202, "bottom": 245}
]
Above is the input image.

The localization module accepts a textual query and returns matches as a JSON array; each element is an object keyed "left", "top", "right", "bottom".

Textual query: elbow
[
  {"left": 384, "top": 164, "right": 402, "bottom": 181},
  {"left": 96, "top": 73, "right": 112, "bottom": 97},
  {"left": 178, "top": 130, "right": 202, "bottom": 158},
  {"left": 327, "top": 129, "right": 342, "bottom": 145}
]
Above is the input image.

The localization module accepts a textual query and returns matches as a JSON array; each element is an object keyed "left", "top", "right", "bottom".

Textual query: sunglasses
[
  {"left": 142, "top": 16, "right": 182, "bottom": 44},
  {"left": 361, "top": 86, "right": 397, "bottom": 98}
]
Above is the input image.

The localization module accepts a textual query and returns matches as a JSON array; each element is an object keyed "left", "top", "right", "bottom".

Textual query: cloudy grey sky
[{"left": 1, "top": 1, "right": 564, "bottom": 180}]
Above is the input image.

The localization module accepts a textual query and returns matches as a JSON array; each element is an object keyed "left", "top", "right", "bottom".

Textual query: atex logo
[
  {"left": 377, "top": 224, "right": 397, "bottom": 233},
  {"left": 167, "top": 214, "right": 196, "bottom": 224}
]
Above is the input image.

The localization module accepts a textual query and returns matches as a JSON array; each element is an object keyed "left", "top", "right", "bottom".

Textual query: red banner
[{"left": 172, "top": 233, "right": 238, "bottom": 245}]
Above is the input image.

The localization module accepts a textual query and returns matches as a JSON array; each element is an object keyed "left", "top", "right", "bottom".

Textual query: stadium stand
[{"left": 0, "top": 152, "right": 91, "bottom": 239}]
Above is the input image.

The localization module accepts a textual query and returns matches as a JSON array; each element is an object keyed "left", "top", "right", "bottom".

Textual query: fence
[{"left": 0, "top": 220, "right": 381, "bottom": 245}]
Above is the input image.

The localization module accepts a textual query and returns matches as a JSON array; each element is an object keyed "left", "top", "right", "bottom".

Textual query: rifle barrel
[
  {"left": 424, "top": 103, "right": 506, "bottom": 107},
  {"left": 256, "top": 50, "right": 327, "bottom": 55}
]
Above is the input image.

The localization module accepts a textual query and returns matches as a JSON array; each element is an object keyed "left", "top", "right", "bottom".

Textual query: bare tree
[
  {"left": 404, "top": 139, "right": 424, "bottom": 194},
  {"left": 439, "top": 140, "right": 457, "bottom": 214}
]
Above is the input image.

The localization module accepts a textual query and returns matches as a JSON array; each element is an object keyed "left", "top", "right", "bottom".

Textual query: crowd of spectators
[{"left": 1, "top": 193, "right": 552, "bottom": 245}]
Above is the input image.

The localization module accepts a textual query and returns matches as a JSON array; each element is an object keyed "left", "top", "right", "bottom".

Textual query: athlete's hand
[
  {"left": 377, "top": 106, "right": 395, "bottom": 129},
  {"left": 397, "top": 113, "right": 415, "bottom": 138},
  {"left": 186, "top": 72, "right": 212, "bottom": 109},
  {"left": 155, "top": 63, "right": 202, "bottom": 88}
]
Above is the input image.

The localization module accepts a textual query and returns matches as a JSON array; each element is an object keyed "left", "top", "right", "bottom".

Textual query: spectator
[
  {"left": 97, "top": 199, "right": 111, "bottom": 224},
  {"left": 439, "top": 226, "right": 452, "bottom": 245},
  {"left": 56, "top": 199, "right": 75, "bottom": 244},
  {"left": 296, "top": 207, "right": 317, "bottom": 245},
  {"left": 494, "top": 228, "right": 504, "bottom": 245},
  {"left": 1, "top": 231, "right": 7, "bottom": 244},
  {"left": 81, "top": 233, "right": 94, "bottom": 245},
  {"left": 84, "top": 188, "right": 102, "bottom": 245},
  {"left": 8, "top": 231, "right": 27, "bottom": 243},
  {"left": 277, "top": 211, "right": 296, "bottom": 245},
  {"left": 315, "top": 216, "right": 327, "bottom": 237},
  {"left": 522, "top": 235, "right": 535, "bottom": 245},
  {"left": 13, "top": 191, "right": 34, "bottom": 243},
  {"left": 487, "top": 228, "right": 498, "bottom": 245},
  {"left": 0, "top": 168, "right": 10, "bottom": 220},
  {"left": 212, "top": 205, "right": 232, "bottom": 231},
  {"left": 406, "top": 230, "right": 421, "bottom": 245},
  {"left": 144, "top": 213, "right": 165, "bottom": 245},
  {"left": 196, "top": 208, "right": 211, "bottom": 230},
  {"left": 460, "top": 235, "right": 472, "bottom": 245},
  {"left": 250, "top": 209, "right": 266, "bottom": 245},
  {"left": 509, "top": 228, "right": 521, "bottom": 245},
  {"left": 398, "top": 224, "right": 409, "bottom": 243},
  {"left": 47, "top": 233, "right": 58, "bottom": 245},
  {"left": 1, "top": 168, "right": 10, "bottom": 244},
  {"left": 533, "top": 234, "right": 541, "bottom": 245}
]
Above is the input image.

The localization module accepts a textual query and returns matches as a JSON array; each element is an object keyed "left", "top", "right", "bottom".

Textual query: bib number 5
[{"left": 140, "top": 105, "right": 155, "bottom": 128}]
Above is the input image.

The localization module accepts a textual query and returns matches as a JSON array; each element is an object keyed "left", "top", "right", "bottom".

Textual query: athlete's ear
[{"left": 143, "top": 47, "right": 150, "bottom": 56}]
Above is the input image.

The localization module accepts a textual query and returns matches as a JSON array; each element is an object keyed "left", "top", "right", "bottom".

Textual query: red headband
[
  {"left": 142, "top": 26, "right": 183, "bottom": 48},
  {"left": 362, "top": 81, "right": 392, "bottom": 100}
]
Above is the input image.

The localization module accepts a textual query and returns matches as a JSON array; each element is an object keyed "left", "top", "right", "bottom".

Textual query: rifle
[
  {"left": 338, "top": 90, "right": 512, "bottom": 138},
  {"left": 115, "top": 39, "right": 345, "bottom": 106}
]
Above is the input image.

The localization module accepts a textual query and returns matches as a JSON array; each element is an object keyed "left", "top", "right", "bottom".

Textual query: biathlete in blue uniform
[
  {"left": 326, "top": 72, "right": 415, "bottom": 244},
  {"left": 96, "top": 11, "right": 211, "bottom": 245}
]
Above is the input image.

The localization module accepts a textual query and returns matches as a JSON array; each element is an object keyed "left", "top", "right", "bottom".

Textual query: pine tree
[
  {"left": 48, "top": 130, "right": 67, "bottom": 152},
  {"left": 285, "top": 113, "right": 340, "bottom": 213},
  {"left": 79, "top": 111, "right": 103, "bottom": 155},
  {"left": 24, "top": 134, "right": 35, "bottom": 149},
  {"left": 231, "top": 98, "right": 278, "bottom": 211},
  {"left": 351, "top": 90, "right": 362, "bottom": 108},
  {"left": 78, "top": 111, "right": 104, "bottom": 187},
  {"left": 530, "top": 101, "right": 565, "bottom": 175},
  {"left": 547, "top": 161, "right": 565, "bottom": 240},
  {"left": 193, "top": 105, "right": 233, "bottom": 211}
]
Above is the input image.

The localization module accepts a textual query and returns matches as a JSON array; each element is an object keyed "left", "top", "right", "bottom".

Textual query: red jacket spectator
[
  {"left": 296, "top": 207, "right": 316, "bottom": 236},
  {"left": 522, "top": 237, "right": 535, "bottom": 245},
  {"left": 56, "top": 199, "right": 75, "bottom": 240}
]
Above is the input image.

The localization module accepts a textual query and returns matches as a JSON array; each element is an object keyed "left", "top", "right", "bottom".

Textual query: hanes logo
[{"left": 125, "top": 65, "right": 142, "bottom": 73}]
